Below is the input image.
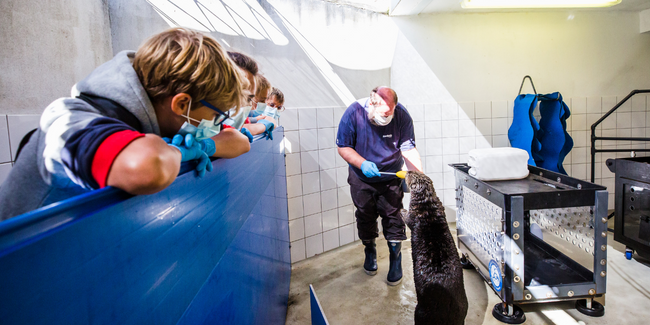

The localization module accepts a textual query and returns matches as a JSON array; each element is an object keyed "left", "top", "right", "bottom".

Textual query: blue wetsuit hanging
[
  {"left": 536, "top": 92, "right": 573, "bottom": 174},
  {"left": 508, "top": 94, "right": 540, "bottom": 166}
]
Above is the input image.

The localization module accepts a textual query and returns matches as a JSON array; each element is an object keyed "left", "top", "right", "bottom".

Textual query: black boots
[
  {"left": 362, "top": 239, "right": 378, "bottom": 275},
  {"left": 387, "top": 241, "right": 402, "bottom": 286}
]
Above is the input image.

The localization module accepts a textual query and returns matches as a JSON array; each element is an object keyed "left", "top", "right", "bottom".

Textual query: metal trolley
[{"left": 452, "top": 164, "right": 609, "bottom": 324}]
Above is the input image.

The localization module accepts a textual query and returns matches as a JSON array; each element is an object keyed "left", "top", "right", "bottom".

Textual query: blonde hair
[
  {"left": 255, "top": 75, "right": 271, "bottom": 101},
  {"left": 133, "top": 27, "right": 245, "bottom": 114}
]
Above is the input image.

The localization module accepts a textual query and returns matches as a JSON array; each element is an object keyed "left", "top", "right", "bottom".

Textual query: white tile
[
  {"left": 571, "top": 114, "right": 587, "bottom": 131},
  {"left": 491, "top": 118, "right": 508, "bottom": 135},
  {"left": 587, "top": 113, "right": 600, "bottom": 130},
  {"left": 631, "top": 95, "right": 647, "bottom": 112},
  {"left": 300, "top": 150, "right": 319, "bottom": 173},
  {"left": 571, "top": 163, "right": 588, "bottom": 180},
  {"left": 631, "top": 112, "right": 646, "bottom": 128},
  {"left": 441, "top": 103, "right": 459, "bottom": 121},
  {"left": 474, "top": 101, "right": 491, "bottom": 119},
  {"left": 443, "top": 171, "right": 456, "bottom": 189},
  {"left": 572, "top": 147, "right": 588, "bottom": 164},
  {"left": 285, "top": 153, "right": 301, "bottom": 176},
  {"left": 587, "top": 97, "right": 601, "bottom": 114},
  {"left": 442, "top": 138, "right": 459, "bottom": 155},
  {"left": 492, "top": 101, "right": 508, "bottom": 118},
  {"left": 0, "top": 115, "right": 10, "bottom": 163},
  {"left": 304, "top": 213, "right": 322, "bottom": 237},
  {"left": 299, "top": 108, "right": 318, "bottom": 129},
  {"left": 321, "top": 188, "right": 338, "bottom": 211},
  {"left": 425, "top": 138, "right": 442, "bottom": 156},
  {"left": 303, "top": 193, "right": 322, "bottom": 216},
  {"left": 442, "top": 154, "right": 460, "bottom": 173},
  {"left": 458, "top": 102, "right": 474, "bottom": 120},
  {"left": 333, "top": 107, "right": 346, "bottom": 126},
  {"left": 424, "top": 103, "right": 441, "bottom": 121},
  {"left": 571, "top": 97, "right": 587, "bottom": 114},
  {"left": 339, "top": 224, "right": 355, "bottom": 245},
  {"left": 290, "top": 239, "right": 306, "bottom": 263},
  {"left": 459, "top": 137, "right": 476, "bottom": 154},
  {"left": 408, "top": 104, "right": 424, "bottom": 122},
  {"left": 338, "top": 186, "right": 352, "bottom": 206},
  {"left": 286, "top": 175, "right": 303, "bottom": 198},
  {"left": 632, "top": 128, "right": 645, "bottom": 139},
  {"left": 284, "top": 131, "right": 300, "bottom": 153},
  {"left": 571, "top": 130, "right": 588, "bottom": 148},
  {"left": 318, "top": 127, "right": 336, "bottom": 149},
  {"left": 289, "top": 217, "right": 305, "bottom": 242},
  {"left": 0, "top": 163, "right": 12, "bottom": 186},
  {"left": 336, "top": 166, "right": 349, "bottom": 187},
  {"left": 288, "top": 197, "right": 304, "bottom": 220},
  {"left": 475, "top": 118, "right": 492, "bottom": 136},
  {"left": 335, "top": 148, "right": 347, "bottom": 167},
  {"left": 302, "top": 172, "right": 321, "bottom": 195},
  {"left": 323, "top": 228, "right": 340, "bottom": 251},
  {"left": 322, "top": 209, "right": 339, "bottom": 231},
  {"left": 425, "top": 121, "right": 442, "bottom": 139},
  {"left": 414, "top": 121, "right": 425, "bottom": 139},
  {"left": 441, "top": 120, "right": 459, "bottom": 138},
  {"left": 616, "top": 112, "right": 631, "bottom": 129},
  {"left": 617, "top": 96, "right": 632, "bottom": 112},
  {"left": 306, "top": 234, "right": 324, "bottom": 258},
  {"left": 492, "top": 135, "right": 509, "bottom": 148},
  {"left": 317, "top": 108, "right": 334, "bottom": 128},
  {"left": 320, "top": 169, "right": 337, "bottom": 191},
  {"left": 458, "top": 120, "right": 476, "bottom": 137},
  {"left": 318, "top": 148, "right": 336, "bottom": 170},
  {"left": 281, "top": 109, "right": 299, "bottom": 131},
  {"left": 602, "top": 96, "right": 617, "bottom": 113},
  {"left": 425, "top": 155, "right": 443, "bottom": 173},
  {"left": 7, "top": 115, "right": 40, "bottom": 161},
  {"left": 429, "top": 172, "right": 444, "bottom": 190},
  {"left": 299, "top": 129, "right": 319, "bottom": 151},
  {"left": 443, "top": 189, "right": 456, "bottom": 207},
  {"left": 338, "top": 205, "right": 354, "bottom": 226},
  {"left": 475, "top": 136, "right": 492, "bottom": 149}
]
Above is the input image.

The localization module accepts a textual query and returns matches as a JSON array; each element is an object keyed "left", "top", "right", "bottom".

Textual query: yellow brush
[{"left": 379, "top": 171, "right": 407, "bottom": 179}]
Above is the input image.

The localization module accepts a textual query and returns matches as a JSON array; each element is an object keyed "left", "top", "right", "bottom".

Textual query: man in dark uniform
[{"left": 336, "top": 87, "right": 423, "bottom": 285}]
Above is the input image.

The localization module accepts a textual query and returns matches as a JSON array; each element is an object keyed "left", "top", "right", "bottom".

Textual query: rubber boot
[
  {"left": 387, "top": 241, "right": 402, "bottom": 286},
  {"left": 362, "top": 239, "right": 377, "bottom": 276}
]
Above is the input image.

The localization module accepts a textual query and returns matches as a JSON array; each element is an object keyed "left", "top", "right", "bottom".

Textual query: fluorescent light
[{"left": 462, "top": 0, "right": 622, "bottom": 9}]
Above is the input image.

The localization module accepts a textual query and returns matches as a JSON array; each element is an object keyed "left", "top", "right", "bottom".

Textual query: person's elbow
[
  {"left": 106, "top": 136, "right": 180, "bottom": 195},
  {"left": 213, "top": 128, "right": 250, "bottom": 159}
]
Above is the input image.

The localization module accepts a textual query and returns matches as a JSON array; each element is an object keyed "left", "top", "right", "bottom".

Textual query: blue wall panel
[{"left": 0, "top": 129, "right": 289, "bottom": 324}]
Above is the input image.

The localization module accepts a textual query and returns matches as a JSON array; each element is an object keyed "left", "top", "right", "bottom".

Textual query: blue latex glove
[
  {"left": 169, "top": 134, "right": 213, "bottom": 177},
  {"left": 183, "top": 133, "right": 216, "bottom": 156},
  {"left": 360, "top": 160, "right": 380, "bottom": 178},
  {"left": 258, "top": 119, "right": 274, "bottom": 140},
  {"left": 241, "top": 128, "right": 253, "bottom": 143}
]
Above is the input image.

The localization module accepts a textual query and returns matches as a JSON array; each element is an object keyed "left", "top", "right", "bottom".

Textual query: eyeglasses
[{"left": 200, "top": 99, "right": 230, "bottom": 126}]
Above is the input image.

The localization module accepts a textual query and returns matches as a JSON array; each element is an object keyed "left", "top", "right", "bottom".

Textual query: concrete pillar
[{"left": 641, "top": 9, "right": 650, "bottom": 33}]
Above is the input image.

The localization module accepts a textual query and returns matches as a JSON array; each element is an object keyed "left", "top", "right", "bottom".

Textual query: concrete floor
[{"left": 286, "top": 219, "right": 650, "bottom": 325}]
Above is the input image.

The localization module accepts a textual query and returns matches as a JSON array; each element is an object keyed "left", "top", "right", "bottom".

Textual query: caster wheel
[
  {"left": 625, "top": 247, "right": 634, "bottom": 260},
  {"left": 575, "top": 299, "right": 605, "bottom": 317},
  {"left": 460, "top": 255, "right": 474, "bottom": 270},
  {"left": 492, "top": 303, "right": 526, "bottom": 324}
]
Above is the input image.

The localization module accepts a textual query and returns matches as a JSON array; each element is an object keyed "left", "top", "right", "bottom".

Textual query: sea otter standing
[{"left": 404, "top": 171, "right": 468, "bottom": 325}]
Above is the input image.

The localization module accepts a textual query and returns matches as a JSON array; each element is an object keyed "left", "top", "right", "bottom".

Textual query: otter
[{"left": 404, "top": 171, "right": 468, "bottom": 325}]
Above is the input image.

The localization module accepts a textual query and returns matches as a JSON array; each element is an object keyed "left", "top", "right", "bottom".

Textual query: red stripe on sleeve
[
  {"left": 245, "top": 117, "right": 250, "bottom": 124},
  {"left": 221, "top": 124, "right": 234, "bottom": 129},
  {"left": 91, "top": 130, "right": 145, "bottom": 188}
]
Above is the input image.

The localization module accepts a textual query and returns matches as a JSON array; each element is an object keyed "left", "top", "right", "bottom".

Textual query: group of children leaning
[{"left": 0, "top": 27, "right": 285, "bottom": 221}]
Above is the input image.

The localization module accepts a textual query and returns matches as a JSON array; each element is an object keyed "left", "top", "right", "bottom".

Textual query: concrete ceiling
[{"left": 389, "top": 0, "right": 650, "bottom": 15}]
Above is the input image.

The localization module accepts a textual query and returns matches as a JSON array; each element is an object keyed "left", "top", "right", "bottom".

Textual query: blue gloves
[
  {"left": 360, "top": 160, "right": 380, "bottom": 178},
  {"left": 166, "top": 133, "right": 214, "bottom": 177},
  {"left": 241, "top": 127, "right": 253, "bottom": 143},
  {"left": 258, "top": 119, "right": 274, "bottom": 140}
]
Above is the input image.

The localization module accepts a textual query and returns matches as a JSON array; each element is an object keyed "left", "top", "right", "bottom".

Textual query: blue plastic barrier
[{"left": 0, "top": 129, "right": 290, "bottom": 325}]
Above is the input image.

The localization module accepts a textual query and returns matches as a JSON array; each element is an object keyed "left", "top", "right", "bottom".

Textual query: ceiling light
[{"left": 462, "top": 0, "right": 622, "bottom": 9}]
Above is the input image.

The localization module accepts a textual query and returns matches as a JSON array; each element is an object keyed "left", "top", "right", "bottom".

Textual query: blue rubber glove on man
[
  {"left": 360, "top": 160, "right": 380, "bottom": 178},
  {"left": 167, "top": 133, "right": 215, "bottom": 177},
  {"left": 258, "top": 119, "right": 274, "bottom": 140}
]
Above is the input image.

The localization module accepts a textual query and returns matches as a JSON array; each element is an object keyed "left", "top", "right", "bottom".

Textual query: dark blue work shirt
[{"left": 336, "top": 98, "right": 416, "bottom": 183}]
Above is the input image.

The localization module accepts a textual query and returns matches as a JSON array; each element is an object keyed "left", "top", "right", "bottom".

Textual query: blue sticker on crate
[{"left": 489, "top": 260, "right": 502, "bottom": 292}]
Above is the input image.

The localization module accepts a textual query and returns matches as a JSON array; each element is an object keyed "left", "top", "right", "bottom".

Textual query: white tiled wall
[
  {"left": 0, "top": 114, "right": 41, "bottom": 185},
  {"left": 283, "top": 94, "right": 650, "bottom": 264}
]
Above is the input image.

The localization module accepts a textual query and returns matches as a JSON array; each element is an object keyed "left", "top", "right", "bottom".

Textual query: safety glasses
[{"left": 200, "top": 100, "right": 230, "bottom": 126}]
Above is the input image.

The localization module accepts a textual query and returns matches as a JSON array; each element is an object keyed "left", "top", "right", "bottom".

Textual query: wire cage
[{"left": 452, "top": 163, "right": 608, "bottom": 323}]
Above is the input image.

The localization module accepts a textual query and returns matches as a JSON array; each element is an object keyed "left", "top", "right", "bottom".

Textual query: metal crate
[
  {"left": 452, "top": 163, "right": 609, "bottom": 323},
  {"left": 606, "top": 157, "right": 650, "bottom": 260}
]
